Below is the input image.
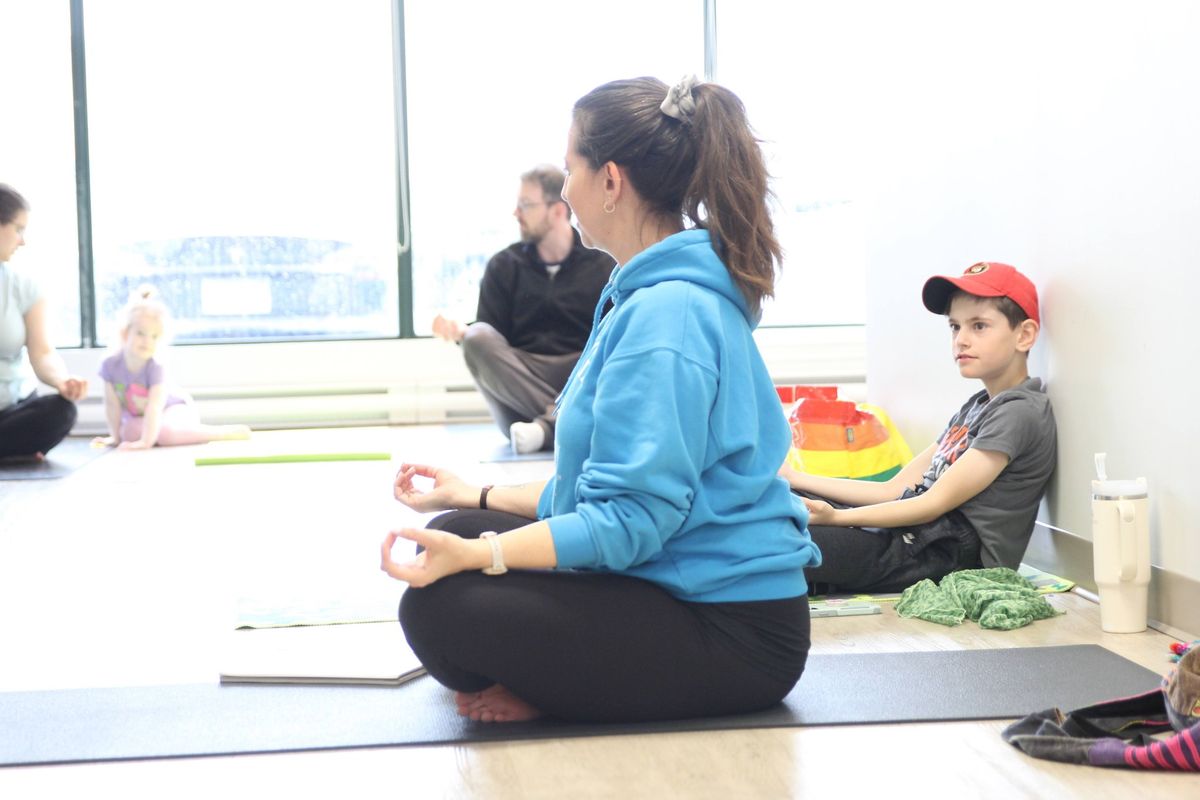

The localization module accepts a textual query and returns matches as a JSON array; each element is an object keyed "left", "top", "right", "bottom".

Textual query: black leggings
[
  {"left": 0, "top": 393, "right": 77, "bottom": 459},
  {"left": 399, "top": 509, "right": 812, "bottom": 723}
]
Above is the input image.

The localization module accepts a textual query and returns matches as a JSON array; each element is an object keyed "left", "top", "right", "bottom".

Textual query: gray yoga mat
[
  {"left": 0, "top": 645, "right": 1161, "bottom": 767},
  {"left": 0, "top": 437, "right": 108, "bottom": 481}
]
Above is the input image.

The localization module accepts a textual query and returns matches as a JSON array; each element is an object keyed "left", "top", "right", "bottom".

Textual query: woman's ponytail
[{"left": 573, "top": 77, "right": 781, "bottom": 314}]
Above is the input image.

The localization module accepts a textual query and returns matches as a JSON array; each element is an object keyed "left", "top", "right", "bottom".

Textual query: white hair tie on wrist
[{"left": 660, "top": 74, "right": 699, "bottom": 122}]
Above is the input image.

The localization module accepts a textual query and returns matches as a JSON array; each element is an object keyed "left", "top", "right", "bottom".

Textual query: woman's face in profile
[
  {"left": 0, "top": 210, "right": 28, "bottom": 263},
  {"left": 562, "top": 126, "right": 605, "bottom": 251}
]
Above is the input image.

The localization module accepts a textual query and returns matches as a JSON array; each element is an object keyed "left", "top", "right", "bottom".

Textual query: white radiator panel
[{"left": 59, "top": 327, "right": 866, "bottom": 432}]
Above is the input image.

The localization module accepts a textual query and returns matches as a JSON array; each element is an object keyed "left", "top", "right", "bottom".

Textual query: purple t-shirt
[{"left": 98, "top": 352, "right": 189, "bottom": 421}]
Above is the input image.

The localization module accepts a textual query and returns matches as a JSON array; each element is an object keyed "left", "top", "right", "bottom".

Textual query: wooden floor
[{"left": 0, "top": 426, "right": 1193, "bottom": 798}]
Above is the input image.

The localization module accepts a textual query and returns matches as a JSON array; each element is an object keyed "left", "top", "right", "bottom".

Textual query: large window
[
  {"left": 0, "top": 1, "right": 81, "bottom": 347},
  {"left": 404, "top": 0, "right": 704, "bottom": 333},
  {"left": 7, "top": 1, "right": 868, "bottom": 349},
  {"left": 719, "top": 2, "right": 868, "bottom": 327},
  {"left": 83, "top": 0, "right": 401, "bottom": 343}
]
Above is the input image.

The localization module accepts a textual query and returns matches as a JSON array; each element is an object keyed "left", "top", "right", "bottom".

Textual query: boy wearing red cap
[{"left": 783, "top": 262, "right": 1057, "bottom": 594}]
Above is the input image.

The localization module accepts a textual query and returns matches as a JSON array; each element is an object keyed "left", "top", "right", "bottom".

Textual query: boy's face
[{"left": 946, "top": 295, "right": 1034, "bottom": 384}]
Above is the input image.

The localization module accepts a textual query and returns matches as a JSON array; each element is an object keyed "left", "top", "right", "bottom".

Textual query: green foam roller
[{"left": 195, "top": 452, "right": 392, "bottom": 466}]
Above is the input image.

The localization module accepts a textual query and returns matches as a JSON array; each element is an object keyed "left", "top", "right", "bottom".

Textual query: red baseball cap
[{"left": 922, "top": 261, "right": 1040, "bottom": 325}]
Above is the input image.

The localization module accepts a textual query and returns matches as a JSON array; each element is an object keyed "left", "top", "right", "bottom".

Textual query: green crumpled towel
[{"left": 895, "top": 567, "right": 1061, "bottom": 630}]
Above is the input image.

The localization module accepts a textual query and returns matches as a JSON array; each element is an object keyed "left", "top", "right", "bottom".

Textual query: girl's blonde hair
[{"left": 116, "top": 284, "right": 172, "bottom": 342}]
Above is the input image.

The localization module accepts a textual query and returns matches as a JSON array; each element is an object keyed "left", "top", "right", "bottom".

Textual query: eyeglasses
[{"left": 515, "top": 198, "right": 562, "bottom": 212}]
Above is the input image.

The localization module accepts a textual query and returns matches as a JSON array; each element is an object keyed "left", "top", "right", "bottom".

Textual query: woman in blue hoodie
[{"left": 383, "top": 76, "right": 821, "bottom": 724}]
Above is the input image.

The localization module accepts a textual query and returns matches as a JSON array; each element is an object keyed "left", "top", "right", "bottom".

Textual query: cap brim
[
  {"left": 921, "top": 277, "right": 957, "bottom": 314},
  {"left": 922, "top": 274, "right": 1008, "bottom": 315}
]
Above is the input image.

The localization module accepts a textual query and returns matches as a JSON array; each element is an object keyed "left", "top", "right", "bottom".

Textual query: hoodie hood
[{"left": 610, "top": 228, "right": 755, "bottom": 326}]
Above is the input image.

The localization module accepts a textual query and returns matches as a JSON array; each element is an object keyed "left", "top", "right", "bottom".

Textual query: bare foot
[
  {"left": 219, "top": 425, "right": 252, "bottom": 441},
  {"left": 454, "top": 684, "right": 542, "bottom": 723},
  {"left": 0, "top": 451, "right": 44, "bottom": 465}
]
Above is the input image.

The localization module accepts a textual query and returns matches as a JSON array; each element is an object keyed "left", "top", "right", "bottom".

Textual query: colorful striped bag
[{"left": 778, "top": 386, "right": 913, "bottom": 482}]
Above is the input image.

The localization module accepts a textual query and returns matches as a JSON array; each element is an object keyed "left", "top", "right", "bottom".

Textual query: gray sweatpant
[{"left": 461, "top": 322, "right": 580, "bottom": 447}]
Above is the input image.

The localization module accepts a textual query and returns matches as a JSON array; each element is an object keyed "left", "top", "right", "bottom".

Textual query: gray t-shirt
[
  {"left": 0, "top": 263, "right": 40, "bottom": 409},
  {"left": 920, "top": 377, "right": 1057, "bottom": 569}
]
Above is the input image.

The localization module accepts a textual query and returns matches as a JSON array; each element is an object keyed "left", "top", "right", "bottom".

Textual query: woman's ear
[{"left": 603, "top": 161, "right": 624, "bottom": 203}]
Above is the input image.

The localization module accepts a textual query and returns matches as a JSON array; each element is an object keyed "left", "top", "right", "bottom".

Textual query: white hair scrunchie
[{"left": 660, "top": 74, "right": 700, "bottom": 122}]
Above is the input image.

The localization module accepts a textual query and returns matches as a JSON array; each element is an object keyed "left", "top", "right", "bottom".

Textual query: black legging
[
  {"left": 0, "top": 393, "right": 77, "bottom": 459},
  {"left": 399, "top": 509, "right": 812, "bottom": 723}
]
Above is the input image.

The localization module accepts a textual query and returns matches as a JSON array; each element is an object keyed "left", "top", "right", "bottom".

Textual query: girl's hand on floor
[{"left": 393, "top": 463, "right": 473, "bottom": 512}]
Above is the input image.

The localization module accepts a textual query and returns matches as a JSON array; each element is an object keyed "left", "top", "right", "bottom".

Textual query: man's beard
[{"left": 520, "top": 222, "right": 547, "bottom": 244}]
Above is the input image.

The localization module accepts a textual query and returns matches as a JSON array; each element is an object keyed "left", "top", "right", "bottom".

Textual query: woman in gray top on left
[{"left": 0, "top": 183, "right": 89, "bottom": 461}]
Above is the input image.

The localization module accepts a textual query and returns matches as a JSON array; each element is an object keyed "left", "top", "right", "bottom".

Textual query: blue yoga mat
[
  {"left": 0, "top": 645, "right": 1161, "bottom": 767},
  {"left": 480, "top": 443, "right": 554, "bottom": 463},
  {"left": 440, "top": 424, "right": 554, "bottom": 463}
]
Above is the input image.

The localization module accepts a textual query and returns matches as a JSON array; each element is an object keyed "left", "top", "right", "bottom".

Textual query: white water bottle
[{"left": 1090, "top": 453, "right": 1151, "bottom": 633}]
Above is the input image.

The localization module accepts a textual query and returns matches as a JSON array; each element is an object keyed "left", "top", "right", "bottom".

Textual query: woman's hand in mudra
[
  {"left": 380, "top": 528, "right": 481, "bottom": 587},
  {"left": 392, "top": 463, "right": 473, "bottom": 512}
]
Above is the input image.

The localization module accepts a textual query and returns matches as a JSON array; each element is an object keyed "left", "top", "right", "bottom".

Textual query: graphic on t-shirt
[
  {"left": 928, "top": 424, "right": 970, "bottom": 482},
  {"left": 118, "top": 381, "right": 150, "bottom": 416},
  {"left": 923, "top": 396, "right": 989, "bottom": 486}
]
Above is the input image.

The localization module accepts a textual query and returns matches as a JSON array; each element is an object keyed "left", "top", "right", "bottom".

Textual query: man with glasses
[{"left": 432, "top": 165, "right": 614, "bottom": 453}]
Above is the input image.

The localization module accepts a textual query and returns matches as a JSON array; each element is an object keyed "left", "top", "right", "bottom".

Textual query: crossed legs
[{"left": 460, "top": 323, "right": 578, "bottom": 449}]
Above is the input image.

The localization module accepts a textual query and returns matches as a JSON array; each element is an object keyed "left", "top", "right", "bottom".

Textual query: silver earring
[{"left": 603, "top": 200, "right": 616, "bottom": 214}]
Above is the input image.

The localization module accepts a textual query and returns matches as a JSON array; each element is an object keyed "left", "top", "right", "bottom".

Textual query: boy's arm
[
  {"left": 781, "top": 442, "right": 938, "bottom": 506},
  {"left": 805, "top": 447, "right": 1009, "bottom": 529}
]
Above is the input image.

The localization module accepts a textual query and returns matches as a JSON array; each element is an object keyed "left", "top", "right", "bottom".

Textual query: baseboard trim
[{"left": 1026, "top": 524, "right": 1200, "bottom": 640}]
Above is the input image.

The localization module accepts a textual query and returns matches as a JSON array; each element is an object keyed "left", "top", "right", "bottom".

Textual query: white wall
[{"left": 859, "top": 2, "right": 1200, "bottom": 597}]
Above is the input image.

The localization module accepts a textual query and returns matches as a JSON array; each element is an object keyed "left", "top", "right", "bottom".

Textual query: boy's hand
[{"left": 802, "top": 497, "right": 837, "bottom": 526}]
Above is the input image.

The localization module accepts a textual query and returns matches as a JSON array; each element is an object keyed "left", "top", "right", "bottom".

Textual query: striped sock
[{"left": 1089, "top": 722, "right": 1200, "bottom": 770}]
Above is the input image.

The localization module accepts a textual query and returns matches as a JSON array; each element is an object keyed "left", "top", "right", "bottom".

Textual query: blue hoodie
[{"left": 539, "top": 229, "right": 821, "bottom": 602}]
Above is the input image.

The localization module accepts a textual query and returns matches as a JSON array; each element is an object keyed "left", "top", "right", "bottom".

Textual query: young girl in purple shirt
[{"left": 95, "top": 286, "right": 250, "bottom": 450}]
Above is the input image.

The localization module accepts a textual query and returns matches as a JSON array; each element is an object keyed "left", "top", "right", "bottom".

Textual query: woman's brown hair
[
  {"left": 0, "top": 184, "right": 29, "bottom": 226},
  {"left": 572, "top": 77, "right": 781, "bottom": 313}
]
